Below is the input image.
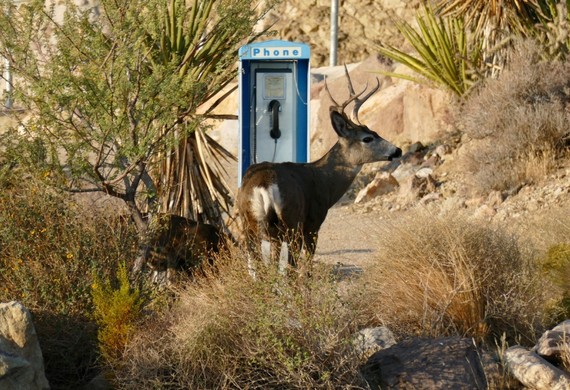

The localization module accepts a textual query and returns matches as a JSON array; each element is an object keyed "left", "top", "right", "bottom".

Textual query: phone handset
[{"left": 268, "top": 100, "right": 281, "bottom": 140}]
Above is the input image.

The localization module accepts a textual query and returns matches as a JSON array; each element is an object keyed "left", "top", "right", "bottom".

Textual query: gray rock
[
  {"left": 355, "top": 172, "right": 399, "bottom": 203},
  {"left": 354, "top": 326, "right": 396, "bottom": 355},
  {"left": 535, "top": 320, "right": 570, "bottom": 359},
  {"left": 361, "top": 337, "right": 497, "bottom": 390},
  {"left": 0, "top": 301, "right": 49, "bottom": 390},
  {"left": 506, "top": 345, "right": 570, "bottom": 390}
]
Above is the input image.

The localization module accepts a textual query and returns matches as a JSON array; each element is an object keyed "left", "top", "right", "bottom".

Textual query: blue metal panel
[
  {"left": 237, "top": 61, "right": 250, "bottom": 182},
  {"left": 238, "top": 40, "right": 310, "bottom": 186},
  {"left": 294, "top": 60, "right": 309, "bottom": 162}
]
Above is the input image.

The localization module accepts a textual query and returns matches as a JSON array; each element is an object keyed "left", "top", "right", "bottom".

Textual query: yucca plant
[
  {"left": 377, "top": 5, "right": 484, "bottom": 96},
  {"left": 377, "top": 2, "right": 569, "bottom": 96},
  {"left": 532, "top": 1, "right": 570, "bottom": 60},
  {"left": 435, "top": 0, "right": 567, "bottom": 70},
  {"left": 142, "top": 0, "right": 273, "bottom": 224},
  {"left": 435, "top": 0, "right": 544, "bottom": 36}
]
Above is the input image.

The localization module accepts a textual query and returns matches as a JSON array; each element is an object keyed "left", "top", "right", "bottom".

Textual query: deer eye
[{"left": 362, "top": 136, "right": 374, "bottom": 143}]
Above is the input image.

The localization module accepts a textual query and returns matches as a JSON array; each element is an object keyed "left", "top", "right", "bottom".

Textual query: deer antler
[{"left": 324, "top": 64, "right": 381, "bottom": 124}]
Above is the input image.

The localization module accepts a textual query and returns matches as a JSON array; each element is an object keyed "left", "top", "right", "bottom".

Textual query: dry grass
[
  {"left": 509, "top": 205, "right": 570, "bottom": 254},
  {"left": 115, "top": 247, "right": 368, "bottom": 389},
  {"left": 353, "top": 209, "right": 547, "bottom": 345},
  {"left": 458, "top": 39, "right": 570, "bottom": 195},
  {"left": 506, "top": 205, "right": 570, "bottom": 323}
]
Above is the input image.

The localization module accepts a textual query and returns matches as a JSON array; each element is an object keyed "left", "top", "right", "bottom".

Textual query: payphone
[{"left": 238, "top": 40, "right": 310, "bottom": 185}]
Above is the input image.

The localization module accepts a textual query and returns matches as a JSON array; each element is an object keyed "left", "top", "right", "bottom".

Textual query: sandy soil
[{"left": 313, "top": 204, "right": 385, "bottom": 268}]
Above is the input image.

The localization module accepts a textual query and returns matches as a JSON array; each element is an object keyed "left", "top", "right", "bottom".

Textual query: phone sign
[{"left": 251, "top": 47, "right": 302, "bottom": 59}]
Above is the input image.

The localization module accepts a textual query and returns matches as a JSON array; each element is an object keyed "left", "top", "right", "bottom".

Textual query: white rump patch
[{"left": 251, "top": 184, "right": 283, "bottom": 221}]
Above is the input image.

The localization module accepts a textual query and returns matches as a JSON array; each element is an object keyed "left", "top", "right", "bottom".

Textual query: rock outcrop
[
  {"left": 361, "top": 336, "right": 499, "bottom": 389},
  {"left": 0, "top": 301, "right": 49, "bottom": 390},
  {"left": 262, "top": 0, "right": 423, "bottom": 67}
]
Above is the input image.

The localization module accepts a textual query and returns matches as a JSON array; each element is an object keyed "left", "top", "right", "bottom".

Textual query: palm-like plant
[
  {"left": 376, "top": 1, "right": 569, "bottom": 97},
  {"left": 377, "top": 6, "right": 483, "bottom": 96},
  {"left": 144, "top": 0, "right": 271, "bottom": 225},
  {"left": 532, "top": 1, "right": 570, "bottom": 60},
  {"left": 435, "top": 0, "right": 566, "bottom": 71}
]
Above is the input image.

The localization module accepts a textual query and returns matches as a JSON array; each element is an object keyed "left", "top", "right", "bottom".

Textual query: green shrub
[{"left": 92, "top": 262, "right": 144, "bottom": 364}]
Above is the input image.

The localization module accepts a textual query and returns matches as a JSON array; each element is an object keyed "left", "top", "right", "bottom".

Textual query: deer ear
[{"left": 330, "top": 111, "right": 351, "bottom": 137}]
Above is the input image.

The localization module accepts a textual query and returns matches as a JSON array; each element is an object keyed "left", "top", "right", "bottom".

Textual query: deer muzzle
[{"left": 388, "top": 146, "right": 402, "bottom": 161}]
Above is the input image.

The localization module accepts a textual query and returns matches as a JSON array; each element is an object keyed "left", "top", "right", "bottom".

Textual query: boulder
[
  {"left": 309, "top": 58, "right": 453, "bottom": 160},
  {"left": 0, "top": 301, "right": 49, "bottom": 390},
  {"left": 506, "top": 346, "right": 570, "bottom": 390},
  {"left": 310, "top": 57, "right": 392, "bottom": 160},
  {"left": 355, "top": 172, "right": 399, "bottom": 203},
  {"left": 361, "top": 337, "right": 498, "bottom": 390},
  {"left": 398, "top": 173, "right": 438, "bottom": 204},
  {"left": 535, "top": 320, "right": 570, "bottom": 360}
]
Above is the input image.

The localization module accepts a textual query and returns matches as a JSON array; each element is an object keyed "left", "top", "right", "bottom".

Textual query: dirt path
[{"left": 313, "top": 204, "right": 387, "bottom": 269}]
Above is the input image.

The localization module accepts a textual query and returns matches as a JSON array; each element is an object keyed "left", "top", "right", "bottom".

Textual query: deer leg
[
  {"left": 260, "top": 239, "right": 272, "bottom": 266},
  {"left": 246, "top": 237, "right": 259, "bottom": 279},
  {"left": 244, "top": 224, "right": 264, "bottom": 279},
  {"left": 286, "top": 231, "right": 303, "bottom": 269},
  {"left": 303, "top": 231, "right": 318, "bottom": 260},
  {"left": 165, "top": 251, "right": 179, "bottom": 286},
  {"left": 278, "top": 241, "right": 289, "bottom": 274},
  {"left": 300, "top": 231, "right": 318, "bottom": 278}
]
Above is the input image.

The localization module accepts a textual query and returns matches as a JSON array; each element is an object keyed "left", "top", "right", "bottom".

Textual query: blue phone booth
[{"left": 238, "top": 40, "right": 310, "bottom": 185}]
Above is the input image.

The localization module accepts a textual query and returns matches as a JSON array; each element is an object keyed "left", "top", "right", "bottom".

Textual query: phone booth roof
[{"left": 239, "top": 40, "right": 310, "bottom": 61}]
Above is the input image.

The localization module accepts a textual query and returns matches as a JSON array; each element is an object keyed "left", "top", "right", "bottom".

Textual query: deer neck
[{"left": 311, "top": 142, "right": 363, "bottom": 207}]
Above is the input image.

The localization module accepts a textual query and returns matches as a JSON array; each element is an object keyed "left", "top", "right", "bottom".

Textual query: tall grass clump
[
  {"left": 0, "top": 167, "right": 138, "bottom": 388},
  {"left": 114, "top": 248, "right": 368, "bottom": 389},
  {"left": 458, "top": 39, "right": 570, "bottom": 195},
  {"left": 355, "top": 210, "right": 546, "bottom": 345}
]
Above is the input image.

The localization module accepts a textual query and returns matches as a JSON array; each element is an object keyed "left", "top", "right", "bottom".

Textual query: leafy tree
[{"left": 0, "top": 0, "right": 273, "bottom": 232}]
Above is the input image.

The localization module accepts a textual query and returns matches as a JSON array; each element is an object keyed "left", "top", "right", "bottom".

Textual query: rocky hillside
[{"left": 262, "top": 0, "right": 422, "bottom": 67}]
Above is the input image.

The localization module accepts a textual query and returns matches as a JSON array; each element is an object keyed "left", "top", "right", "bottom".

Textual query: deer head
[{"left": 323, "top": 65, "right": 401, "bottom": 166}]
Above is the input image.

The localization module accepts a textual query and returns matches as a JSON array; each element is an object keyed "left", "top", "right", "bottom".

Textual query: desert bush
[
  {"left": 505, "top": 205, "right": 570, "bottom": 328},
  {"left": 92, "top": 262, "right": 144, "bottom": 364},
  {"left": 458, "top": 40, "right": 570, "bottom": 195},
  {"left": 114, "top": 248, "right": 367, "bottom": 389},
  {"left": 540, "top": 243, "right": 570, "bottom": 322},
  {"left": 354, "top": 209, "right": 547, "bottom": 345},
  {"left": 0, "top": 168, "right": 138, "bottom": 388}
]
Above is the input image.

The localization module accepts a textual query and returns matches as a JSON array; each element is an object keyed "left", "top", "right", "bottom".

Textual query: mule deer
[
  {"left": 133, "top": 213, "right": 223, "bottom": 284},
  {"left": 237, "top": 66, "right": 402, "bottom": 273}
]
